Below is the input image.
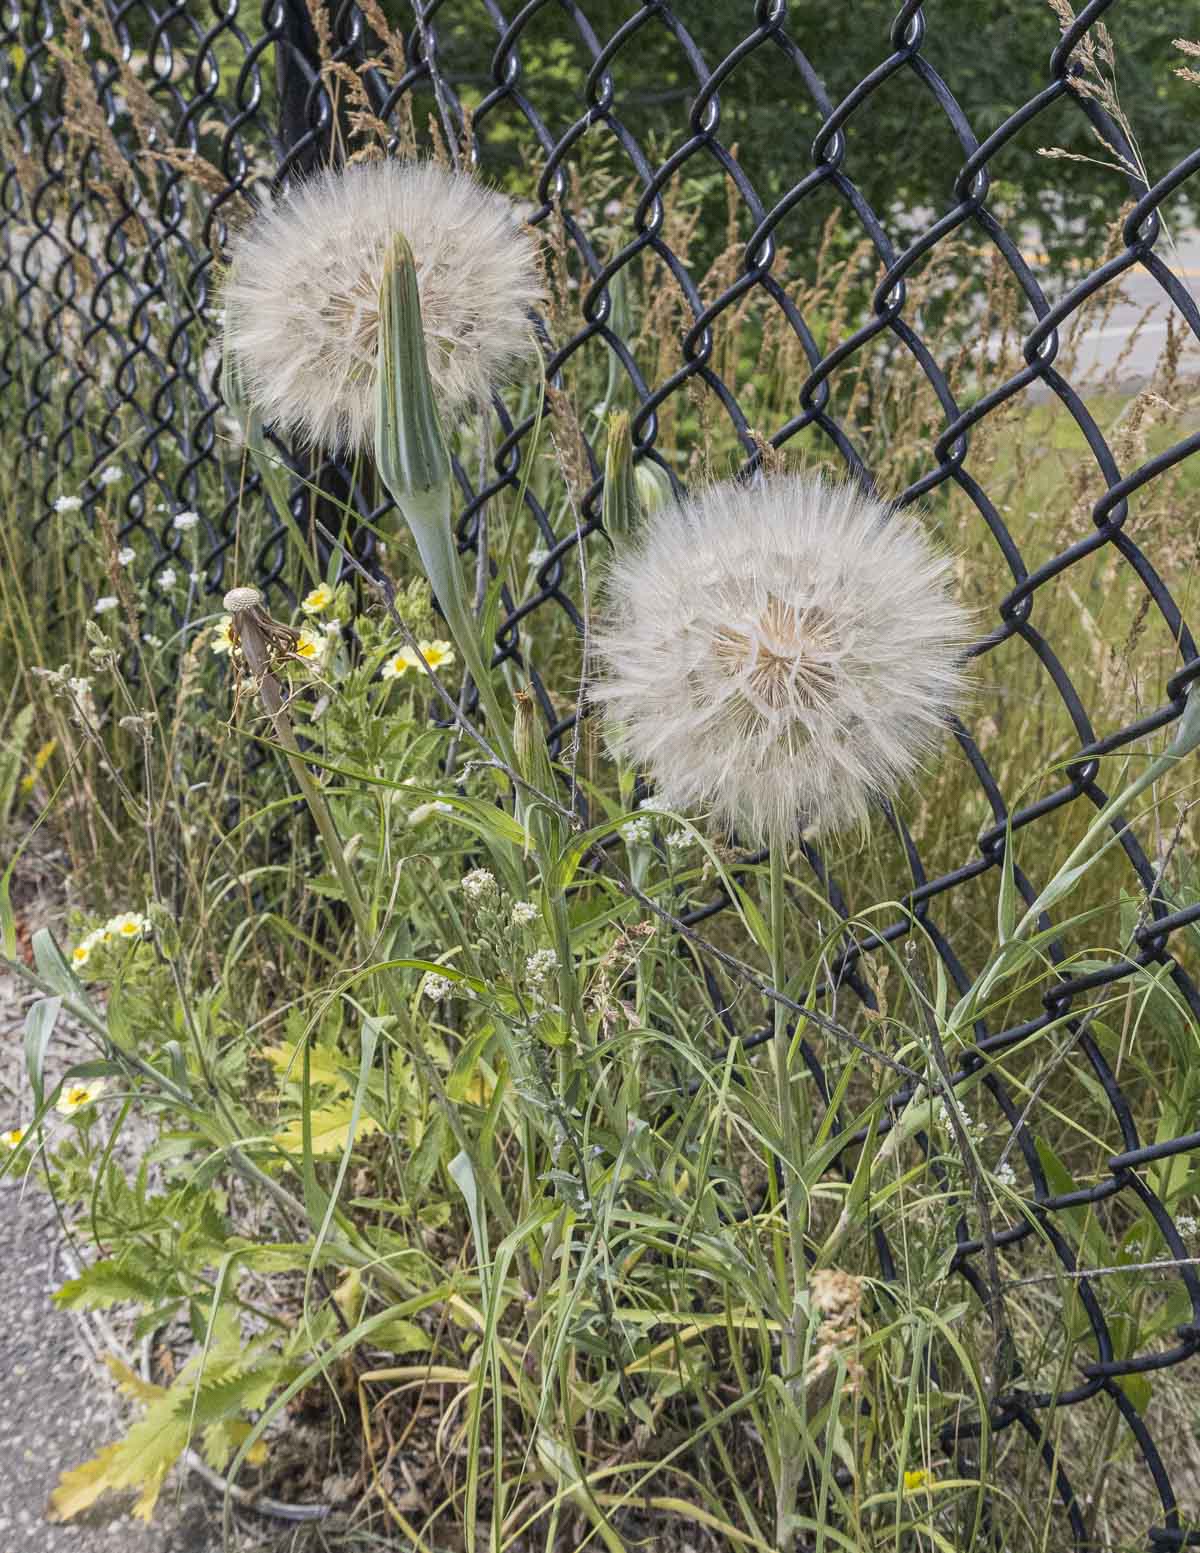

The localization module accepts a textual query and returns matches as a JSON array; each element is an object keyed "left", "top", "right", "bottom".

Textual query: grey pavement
[{"left": 0, "top": 1181, "right": 219, "bottom": 1553}]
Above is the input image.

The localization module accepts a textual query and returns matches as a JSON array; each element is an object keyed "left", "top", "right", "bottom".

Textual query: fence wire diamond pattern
[{"left": 3, "top": 2, "right": 1200, "bottom": 1546}]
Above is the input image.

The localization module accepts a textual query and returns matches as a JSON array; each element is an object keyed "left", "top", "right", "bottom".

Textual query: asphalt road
[{"left": 1012, "top": 227, "right": 1200, "bottom": 389}]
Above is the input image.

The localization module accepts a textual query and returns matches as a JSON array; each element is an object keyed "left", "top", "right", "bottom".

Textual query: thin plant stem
[{"left": 768, "top": 841, "right": 806, "bottom": 1552}]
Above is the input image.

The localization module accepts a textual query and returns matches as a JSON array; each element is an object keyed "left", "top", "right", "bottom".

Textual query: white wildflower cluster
[
  {"left": 1175, "top": 1214, "right": 1198, "bottom": 1239},
  {"left": 98, "top": 465, "right": 122, "bottom": 487},
  {"left": 222, "top": 159, "right": 544, "bottom": 453},
  {"left": 933, "top": 1097, "right": 978, "bottom": 1136},
  {"left": 117, "top": 546, "right": 136, "bottom": 567},
  {"left": 511, "top": 900, "right": 539, "bottom": 927},
  {"left": 71, "top": 911, "right": 150, "bottom": 971},
  {"left": 53, "top": 495, "right": 83, "bottom": 514},
  {"left": 619, "top": 816, "right": 653, "bottom": 847},
  {"left": 172, "top": 510, "right": 200, "bottom": 531},
  {"left": 666, "top": 828, "right": 691, "bottom": 853},
  {"left": 158, "top": 566, "right": 177, "bottom": 591},
  {"left": 461, "top": 868, "right": 497, "bottom": 903},
  {"left": 93, "top": 596, "right": 119, "bottom": 615},
  {"left": 525, "top": 948, "right": 559, "bottom": 988},
  {"left": 591, "top": 473, "right": 972, "bottom": 842},
  {"left": 993, "top": 1159, "right": 1017, "bottom": 1189},
  {"left": 421, "top": 972, "right": 453, "bottom": 1003}
]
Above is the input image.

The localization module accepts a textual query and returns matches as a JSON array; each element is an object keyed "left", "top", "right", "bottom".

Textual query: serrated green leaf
[{"left": 54, "top": 1258, "right": 159, "bottom": 1311}]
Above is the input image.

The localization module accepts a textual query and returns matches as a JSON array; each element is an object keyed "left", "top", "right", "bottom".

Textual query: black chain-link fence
[{"left": 4, "top": 2, "right": 1200, "bottom": 1547}]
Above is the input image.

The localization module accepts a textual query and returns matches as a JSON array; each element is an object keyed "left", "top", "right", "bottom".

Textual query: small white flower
[
  {"left": 142, "top": 633, "right": 162, "bottom": 648},
  {"left": 56, "top": 1078, "right": 107, "bottom": 1116},
  {"left": 93, "top": 596, "right": 119, "bottom": 615},
  {"left": 107, "top": 911, "right": 149, "bottom": 939},
  {"left": 461, "top": 868, "right": 497, "bottom": 902},
  {"left": 422, "top": 972, "right": 452, "bottom": 1002},
  {"left": 525, "top": 948, "right": 559, "bottom": 987},
  {"left": 511, "top": 900, "right": 539, "bottom": 927},
  {"left": 1176, "top": 1214, "right": 1198, "bottom": 1238},
  {"left": 620, "top": 816, "right": 653, "bottom": 846},
  {"left": 666, "top": 828, "right": 691, "bottom": 852},
  {"left": 158, "top": 567, "right": 177, "bottom": 591},
  {"left": 117, "top": 546, "right": 136, "bottom": 566},
  {"left": 53, "top": 495, "right": 83, "bottom": 514},
  {"left": 172, "top": 509, "right": 200, "bottom": 530},
  {"left": 993, "top": 1160, "right": 1016, "bottom": 1189},
  {"left": 98, "top": 465, "right": 122, "bottom": 486},
  {"left": 527, "top": 545, "right": 550, "bottom": 569},
  {"left": 592, "top": 473, "right": 972, "bottom": 842},
  {"left": 222, "top": 159, "right": 544, "bottom": 453}
]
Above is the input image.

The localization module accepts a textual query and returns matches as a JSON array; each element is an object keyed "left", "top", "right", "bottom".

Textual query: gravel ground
[
  {"left": 0, "top": 1176, "right": 223, "bottom": 1553},
  {"left": 0, "top": 866, "right": 312, "bottom": 1553}
]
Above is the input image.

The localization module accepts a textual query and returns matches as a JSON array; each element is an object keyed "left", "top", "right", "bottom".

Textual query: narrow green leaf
[{"left": 24, "top": 995, "right": 61, "bottom": 1112}]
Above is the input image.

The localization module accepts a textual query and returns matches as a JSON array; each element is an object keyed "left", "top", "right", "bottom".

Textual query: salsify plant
[{"left": 8, "top": 151, "right": 1200, "bottom": 1553}]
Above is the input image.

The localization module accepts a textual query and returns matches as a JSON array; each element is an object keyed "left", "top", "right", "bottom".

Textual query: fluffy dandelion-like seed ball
[
  {"left": 591, "top": 473, "right": 972, "bottom": 843},
  {"left": 222, "top": 159, "right": 543, "bottom": 453}
]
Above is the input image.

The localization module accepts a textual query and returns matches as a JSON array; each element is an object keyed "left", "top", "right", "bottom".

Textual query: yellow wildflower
[
  {"left": 211, "top": 615, "right": 236, "bottom": 655},
  {"left": 417, "top": 640, "right": 455, "bottom": 671},
  {"left": 2, "top": 1127, "right": 26, "bottom": 1150},
  {"left": 381, "top": 641, "right": 455, "bottom": 680},
  {"left": 294, "top": 626, "right": 324, "bottom": 663},
  {"left": 56, "top": 1079, "right": 107, "bottom": 1116},
  {"left": 381, "top": 646, "right": 420, "bottom": 680},
  {"left": 301, "top": 583, "right": 334, "bottom": 613},
  {"left": 902, "top": 1469, "right": 933, "bottom": 1494}
]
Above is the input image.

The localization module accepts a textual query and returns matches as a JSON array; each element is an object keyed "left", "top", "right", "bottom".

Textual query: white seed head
[
  {"left": 222, "top": 159, "right": 544, "bottom": 453},
  {"left": 591, "top": 473, "right": 972, "bottom": 844}
]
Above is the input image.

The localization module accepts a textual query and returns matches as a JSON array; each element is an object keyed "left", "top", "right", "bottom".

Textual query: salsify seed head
[
  {"left": 221, "top": 159, "right": 543, "bottom": 453},
  {"left": 591, "top": 472, "right": 972, "bottom": 844}
]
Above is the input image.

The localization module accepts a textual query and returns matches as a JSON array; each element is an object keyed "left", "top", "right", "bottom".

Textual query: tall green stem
[{"left": 769, "top": 842, "right": 807, "bottom": 1551}]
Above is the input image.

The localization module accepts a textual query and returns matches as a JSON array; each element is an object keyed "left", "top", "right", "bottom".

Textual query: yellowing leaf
[
  {"left": 369, "top": 1317, "right": 433, "bottom": 1354},
  {"left": 262, "top": 1040, "right": 351, "bottom": 1092},
  {"left": 50, "top": 1410, "right": 188, "bottom": 1523},
  {"left": 203, "top": 1416, "right": 268, "bottom": 1472},
  {"left": 105, "top": 1355, "right": 166, "bottom": 1406},
  {"left": 273, "top": 1101, "right": 382, "bottom": 1156},
  {"left": 49, "top": 1443, "right": 125, "bottom": 1520}
]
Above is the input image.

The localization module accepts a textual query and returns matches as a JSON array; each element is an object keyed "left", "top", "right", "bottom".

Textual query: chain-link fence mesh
[{"left": 4, "top": 2, "right": 1200, "bottom": 1547}]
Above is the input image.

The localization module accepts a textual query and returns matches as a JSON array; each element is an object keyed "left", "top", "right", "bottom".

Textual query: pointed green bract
[
  {"left": 375, "top": 233, "right": 451, "bottom": 505},
  {"left": 602, "top": 411, "right": 638, "bottom": 554},
  {"left": 372, "top": 232, "right": 512, "bottom": 758}
]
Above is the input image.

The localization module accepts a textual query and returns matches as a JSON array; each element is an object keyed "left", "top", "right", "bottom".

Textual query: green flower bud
[
  {"left": 634, "top": 458, "right": 672, "bottom": 517},
  {"left": 602, "top": 412, "right": 638, "bottom": 555},
  {"left": 374, "top": 234, "right": 451, "bottom": 506},
  {"left": 513, "top": 688, "right": 555, "bottom": 798}
]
